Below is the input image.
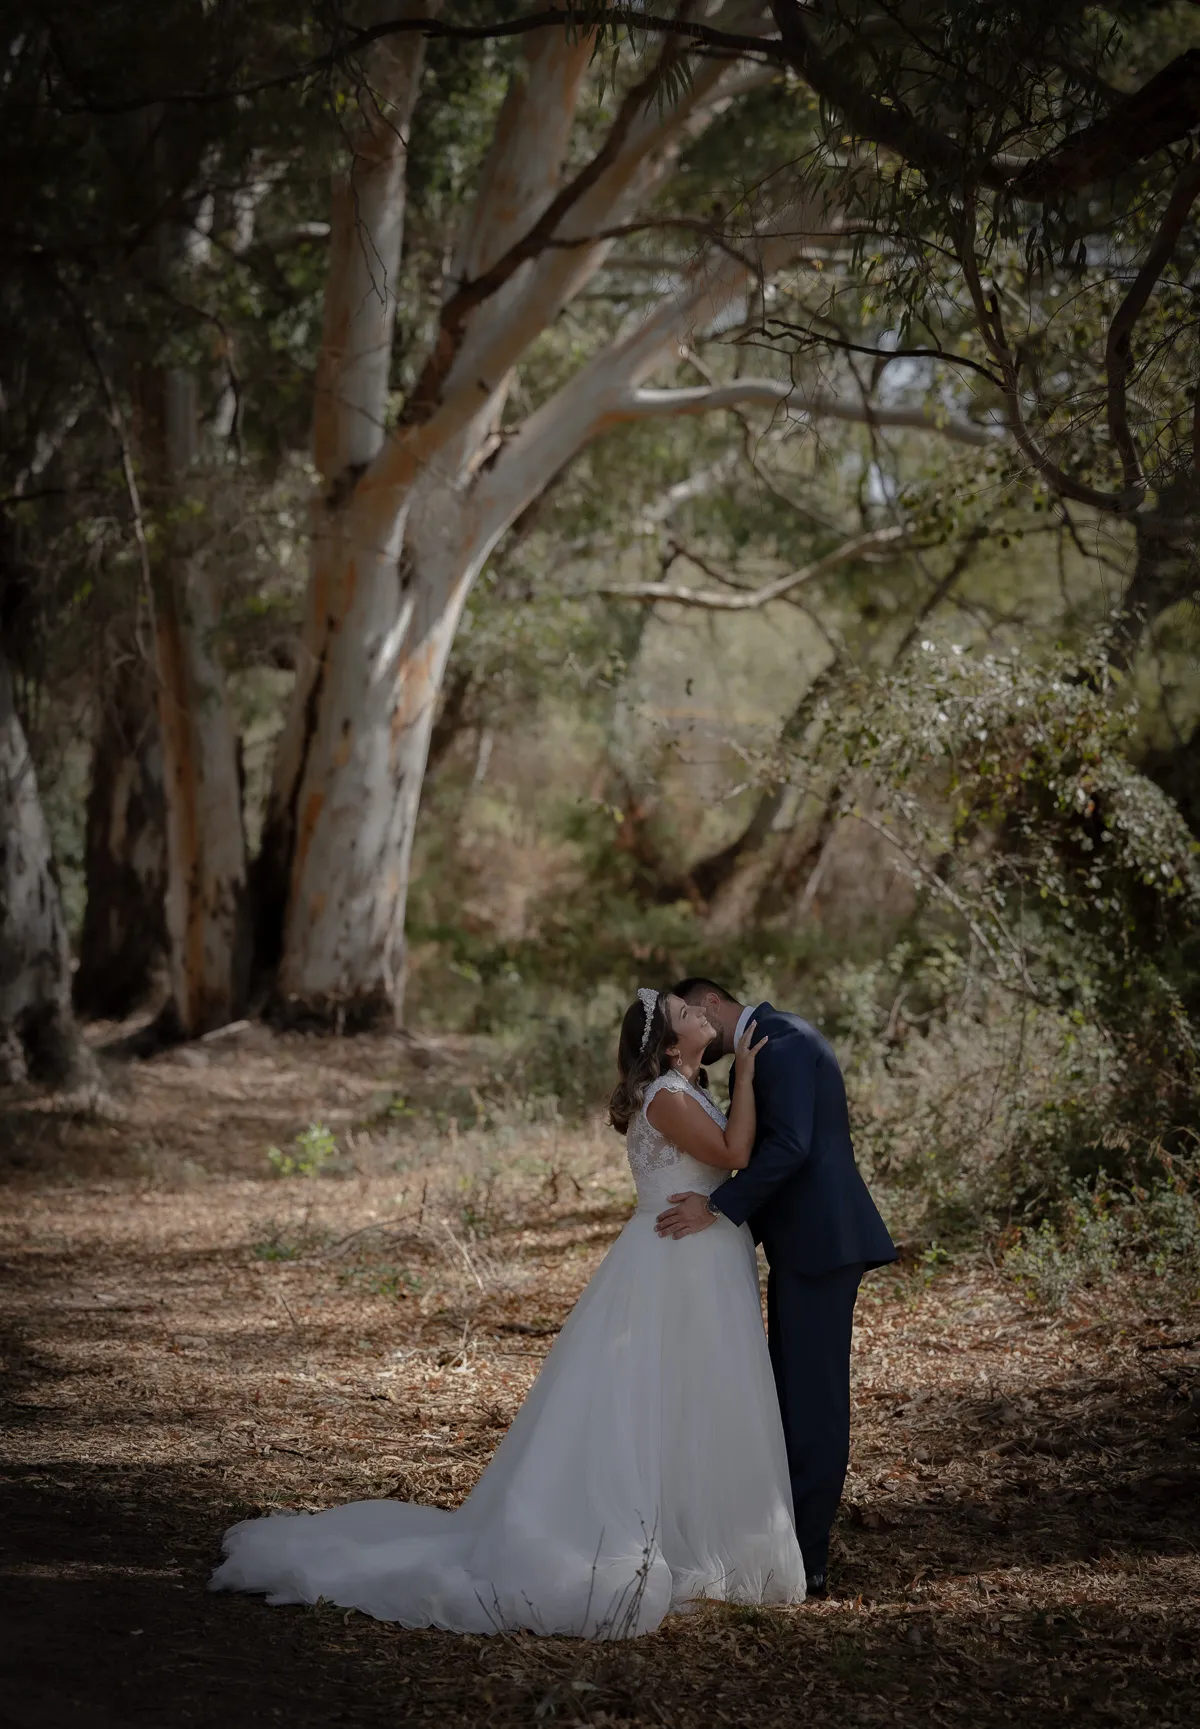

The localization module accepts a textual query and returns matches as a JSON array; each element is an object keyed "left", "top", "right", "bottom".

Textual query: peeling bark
[
  {"left": 272, "top": 536, "right": 469, "bottom": 1026},
  {"left": 255, "top": 5, "right": 436, "bottom": 971},
  {"left": 137, "top": 366, "right": 249, "bottom": 1036},
  {"left": 0, "top": 649, "right": 98, "bottom": 1088}
]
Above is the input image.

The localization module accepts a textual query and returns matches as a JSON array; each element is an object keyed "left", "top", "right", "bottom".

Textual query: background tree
[{"left": 2, "top": 0, "right": 1197, "bottom": 1164}]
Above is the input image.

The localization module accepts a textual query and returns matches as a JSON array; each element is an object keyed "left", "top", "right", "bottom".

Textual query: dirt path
[{"left": 2, "top": 1029, "right": 1197, "bottom": 1726}]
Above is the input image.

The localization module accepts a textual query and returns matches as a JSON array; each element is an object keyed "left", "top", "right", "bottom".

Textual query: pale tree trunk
[
  {"left": 273, "top": 535, "right": 465, "bottom": 1023},
  {"left": 255, "top": 0, "right": 437, "bottom": 976},
  {"left": 74, "top": 646, "right": 168, "bottom": 1019},
  {"left": 136, "top": 366, "right": 249, "bottom": 1036},
  {"left": 266, "top": 10, "right": 817, "bottom": 1024},
  {"left": 0, "top": 648, "right": 99, "bottom": 1088}
]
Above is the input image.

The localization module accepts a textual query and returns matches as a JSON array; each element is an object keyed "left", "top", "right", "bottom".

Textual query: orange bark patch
[
  {"left": 293, "top": 788, "right": 326, "bottom": 889},
  {"left": 389, "top": 640, "right": 438, "bottom": 761}
]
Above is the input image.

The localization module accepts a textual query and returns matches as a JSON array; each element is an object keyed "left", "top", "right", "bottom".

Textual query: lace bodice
[{"left": 626, "top": 1072, "right": 729, "bottom": 1211}]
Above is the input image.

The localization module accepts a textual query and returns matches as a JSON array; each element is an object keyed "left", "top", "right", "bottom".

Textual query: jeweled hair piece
[{"left": 637, "top": 987, "right": 659, "bottom": 1052}]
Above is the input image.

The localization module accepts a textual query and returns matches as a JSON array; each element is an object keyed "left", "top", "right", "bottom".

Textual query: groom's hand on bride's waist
[{"left": 655, "top": 1192, "right": 717, "bottom": 1239}]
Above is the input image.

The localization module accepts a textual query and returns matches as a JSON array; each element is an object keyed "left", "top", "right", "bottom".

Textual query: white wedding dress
[{"left": 210, "top": 1072, "right": 805, "bottom": 1636}]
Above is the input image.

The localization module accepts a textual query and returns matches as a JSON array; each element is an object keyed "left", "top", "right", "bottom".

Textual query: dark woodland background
[{"left": 2, "top": 5, "right": 1198, "bottom": 1725}]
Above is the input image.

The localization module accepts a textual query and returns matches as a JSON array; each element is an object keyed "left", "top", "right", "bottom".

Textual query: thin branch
[
  {"left": 597, "top": 524, "right": 908, "bottom": 607},
  {"left": 753, "top": 320, "right": 1005, "bottom": 390},
  {"left": 48, "top": 0, "right": 1200, "bottom": 219},
  {"left": 50, "top": 9, "right": 781, "bottom": 116},
  {"left": 617, "top": 377, "right": 1000, "bottom": 445},
  {"left": 891, "top": 523, "right": 991, "bottom": 662},
  {"left": 1105, "top": 155, "right": 1200, "bottom": 506},
  {"left": 59, "top": 288, "right": 154, "bottom": 603},
  {"left": 955, "top": 207, "right": 1137, "bottom": 516},
  {"left": 849, "top": 808, "right": 1040, "bottom": 997}
]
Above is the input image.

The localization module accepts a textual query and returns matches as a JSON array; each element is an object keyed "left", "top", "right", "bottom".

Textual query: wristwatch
[{"left": 704, "top": 1195, "right": 723, "bottom": 1218}]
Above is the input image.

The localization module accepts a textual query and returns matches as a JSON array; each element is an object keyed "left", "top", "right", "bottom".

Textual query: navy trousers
[{"left": 765, "top": 1259, "right": 864, "bottom": 1581}]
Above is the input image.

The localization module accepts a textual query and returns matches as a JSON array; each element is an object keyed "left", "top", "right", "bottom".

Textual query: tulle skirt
[{"left": 210, "top": 1208, "right": 805, "bottom": 1637}]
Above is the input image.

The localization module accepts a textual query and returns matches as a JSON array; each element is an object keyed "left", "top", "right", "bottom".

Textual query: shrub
[
  {"left": 1003, "top": 1157, "right": 1200, "bottom": 1309},
  {"left": 266, "top": 1121, "right": 339, "bottom": 1178}
]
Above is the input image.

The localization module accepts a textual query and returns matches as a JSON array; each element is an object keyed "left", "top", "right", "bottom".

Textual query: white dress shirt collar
[{"left": 733, "top": 1001, "right": 764, "bottom": 1050}]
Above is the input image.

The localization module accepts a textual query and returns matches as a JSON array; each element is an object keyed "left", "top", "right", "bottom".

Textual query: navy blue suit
[{"left": 710, "top": 1004, "right": 896, "bottom": 1581}]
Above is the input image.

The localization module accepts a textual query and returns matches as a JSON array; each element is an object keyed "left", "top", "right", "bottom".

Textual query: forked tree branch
[
  {"left": 957, "top": 159, "right": 1200, "bottom": 516},
  {"left": 404, "top": 36, "right": 671, "bottom": 423},
  {"left": 372, "top": 17, "right": 751, "bottom": 508}
]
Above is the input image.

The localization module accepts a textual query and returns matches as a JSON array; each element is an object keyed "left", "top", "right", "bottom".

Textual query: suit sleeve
[{"left": 709, "top": 1030, "right": 817, "bottom": 1226}]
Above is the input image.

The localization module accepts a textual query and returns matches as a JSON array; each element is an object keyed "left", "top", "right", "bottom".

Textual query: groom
[{"left": 655, "top": 979, "right": 896, "bottom": 1596}]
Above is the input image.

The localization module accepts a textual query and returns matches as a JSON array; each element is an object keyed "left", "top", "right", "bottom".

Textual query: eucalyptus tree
[{"left": 254, "top": 1, "right": 996, "bottom": 1029}]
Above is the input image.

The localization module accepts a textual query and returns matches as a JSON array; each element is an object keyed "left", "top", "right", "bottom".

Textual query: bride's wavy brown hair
[
  {"left": 605, "top": 995, "right": 708, "bottom": 1141},
  {"left": 608, "top": 991, "right": 676, "bottom": 1136}
]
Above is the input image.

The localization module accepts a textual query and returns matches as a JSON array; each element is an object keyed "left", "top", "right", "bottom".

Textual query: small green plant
[
  {"left": 266, "top": 1121, "right": 338, "bottom": 1178},
  {"left": 918, "top": 1242, "right": 952, "bottom": 1284},
  {"left": 252, "top": 1235, "right": 302, "bottom": 1262},
  {"left": 249, "top": 1215, "right": 324, "bottom": 1261},
  {"left": 338, "top": 1263, "right": 423, "bottom": 1300}
]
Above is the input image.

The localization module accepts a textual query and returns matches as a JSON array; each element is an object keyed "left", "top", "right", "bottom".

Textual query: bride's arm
[
  {"left": 645, "top": 1021, "right": 767, "bottom": 1169},
  {"left": 645, "top": 1090, "right": 753, "bottom": 1169}
]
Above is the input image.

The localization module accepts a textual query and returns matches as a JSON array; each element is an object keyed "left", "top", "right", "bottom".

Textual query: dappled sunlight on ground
[{"left": 2, "top": 1028, "right": 1197, "bottom": 1725}]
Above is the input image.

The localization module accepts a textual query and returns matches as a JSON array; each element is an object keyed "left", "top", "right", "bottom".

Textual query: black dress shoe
[{"left": 806, "top": 1573, "right": 828, "bottom": 1599}]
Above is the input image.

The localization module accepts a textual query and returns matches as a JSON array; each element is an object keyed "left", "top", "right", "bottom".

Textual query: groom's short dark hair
[{"left": 672, "top": 977, "right": 737, "bottom": 1003}]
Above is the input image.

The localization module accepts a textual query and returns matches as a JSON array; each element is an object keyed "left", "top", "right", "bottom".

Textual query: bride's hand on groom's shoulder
[{"left": 734, "top": 1019, "right": 768, "bottom": 1078}]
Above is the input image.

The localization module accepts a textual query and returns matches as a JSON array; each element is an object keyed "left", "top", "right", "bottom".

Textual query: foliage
[
  {"left": 824, "top": 639, "right": 1200, "bottom": 1174},
  {"left": 266, "top": 1122, "right": 339, "bottom": 1178},
  {"left": 2, "top": 2, "right": 1197, "bottom": 1278},
  {"left": 1004, "top": 1155, "right": 1200, "bottom": 1309}
]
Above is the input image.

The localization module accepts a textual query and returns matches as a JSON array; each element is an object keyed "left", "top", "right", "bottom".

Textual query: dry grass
[{"left": 2, "top": 1024, "right": 1198, "bottom": 1727}]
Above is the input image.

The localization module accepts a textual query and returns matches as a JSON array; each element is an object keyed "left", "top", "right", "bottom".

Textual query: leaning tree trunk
[
  {"left": 0, "top": 648, "right": 98, "bottom": 1087},
  {"left": 136, "top": 365, "right": 249, "bottom": 1036},
  {"left": 74, "top": 648, "right": 168, "bottom": 1018},
  {"left": 271, "top": 522, "right": 468, "bottom": 1025}
]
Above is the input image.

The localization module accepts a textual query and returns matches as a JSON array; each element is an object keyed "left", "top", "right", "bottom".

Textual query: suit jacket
[{"left": 710, "top": 1004, "right": 896, "bottom": 1276}]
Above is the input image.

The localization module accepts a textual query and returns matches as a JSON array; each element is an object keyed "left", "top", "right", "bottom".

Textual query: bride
[{"left": 210, "top": 988, "right": 806, "bottom": 1637}]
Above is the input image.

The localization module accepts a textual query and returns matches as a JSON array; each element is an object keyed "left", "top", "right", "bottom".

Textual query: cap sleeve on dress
[{"left": 642, "top": 1071, "right": 691, "bottom": 1110}]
